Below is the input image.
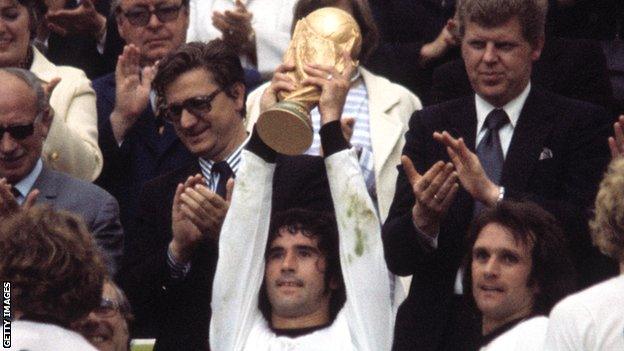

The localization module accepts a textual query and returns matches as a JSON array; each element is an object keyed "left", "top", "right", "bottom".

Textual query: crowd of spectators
[{"left": 1, "top": 0, "right": 624, "bottom": 350}]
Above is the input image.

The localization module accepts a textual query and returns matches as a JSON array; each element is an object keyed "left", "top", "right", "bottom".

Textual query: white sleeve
[
  {"left": 325, "top": 149, "right": 394, "bottom": 351},
  {"left": 544, "top": 299, "right": 594, "bottom": 351},
  {"left": 209, "top": 150, "right": 275, "bottom": 351}
]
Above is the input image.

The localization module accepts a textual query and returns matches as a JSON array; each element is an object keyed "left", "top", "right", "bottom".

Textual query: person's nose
[
  {"left": 280, "top": 251, "right": 298, "bottom": 272},
  {"left": 0, "top": 132, "right": 18, "bottom": 154},
  {"left": 482, "top": 42, "right": 498, "bottom": 64},
  {"left": 179, "top": 109, "right": 199, "bottom": 129}
]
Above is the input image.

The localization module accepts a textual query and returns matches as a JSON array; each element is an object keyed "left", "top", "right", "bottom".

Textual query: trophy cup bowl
[{"left": 256, "top": 7, "right": 362, "bottom": 155}]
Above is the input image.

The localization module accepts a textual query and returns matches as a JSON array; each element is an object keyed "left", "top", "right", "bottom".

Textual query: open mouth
[
  {"left": 276, "top": 279, "right": 304, "bottom": 288},
  {"left": 480, "top": 285, "right": 504, "bottom": 293}
]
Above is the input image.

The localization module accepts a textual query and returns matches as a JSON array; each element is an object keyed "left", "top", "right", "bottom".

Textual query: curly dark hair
[
  {"left": 462, "top": 200, "right": 576, "bottom": 316},
  {"left": 152, "top": 40, "right": 246, "bottom": 117},
  {"left": 0, "top": 206, "right": 107, "bottom": 328},
  {"left": 258, "top": 208, "right": 346, "bottom": 324},
  {"left": 292, "top": 0, "right": 380, "bottom": 64}
]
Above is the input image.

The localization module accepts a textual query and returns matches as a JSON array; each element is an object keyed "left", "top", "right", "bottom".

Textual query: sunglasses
[
  {"left": 121, "top": 3, "right": 183, "bottom": 27},
  {"left": 164, "top": 89, "right": 222, "bottom": 123},
  {"left": 0, "top": 113, "right": 42, "bottom": 140},
  {"left": 93, "top": 298, "right": 124, "bottom": 318}
]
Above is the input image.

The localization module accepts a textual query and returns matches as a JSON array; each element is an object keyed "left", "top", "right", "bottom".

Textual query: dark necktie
[
  {"left": 474, "top": 109, "right": 509, "bottom": 215},
  {"left": 10, "top": 187, "right": 21, "bottom": 199},
  {"left": 212, "top": 161, "right": 233, "bottom": 199}
]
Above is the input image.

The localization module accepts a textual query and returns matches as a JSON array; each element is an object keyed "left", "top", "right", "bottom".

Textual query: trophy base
[{"left": 257, "top": 101, "right": 313, "bottom": 155}]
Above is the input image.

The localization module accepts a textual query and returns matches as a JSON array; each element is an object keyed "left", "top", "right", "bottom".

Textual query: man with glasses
[
  {"left": 92, "top": 0, "right": 195, "bottom": 267},
  {"left": 72, "top": 279, "right": 133, "bottom": 351},
  {"left": 0, "top": 67, "right": 123, "bottom": 275}
]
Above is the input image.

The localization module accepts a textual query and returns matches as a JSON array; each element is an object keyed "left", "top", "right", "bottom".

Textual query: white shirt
[
  {"left": 210, "top": 149, "right": 394, "bottom": 351},
  {"left": 481, "top": 316, "right": 549, "bottom": 351},
  {"left": 186, "top": 0, "right": 296, "bottom": 76},
  {"left": 9, "top": 320, "right": 97, "bottom": 351},
  {"left": 12, "top": 159, "right": 43, "bottom": 205},
  {"left": 544, "top": 275, "right": 624, "bottom": 351}
]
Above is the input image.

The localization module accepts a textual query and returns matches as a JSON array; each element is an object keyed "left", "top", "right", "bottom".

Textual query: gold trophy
[{"left": 256, "top": 7, "right": 362, "bottom": 155}]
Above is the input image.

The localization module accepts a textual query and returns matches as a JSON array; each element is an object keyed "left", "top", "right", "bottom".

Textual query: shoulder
[
  {"left": 486, "top": 317, "right": 549, "bottom": 351},
  {"left": 552, "top": 276, "right": 624, "bottom": 319},
  {"left": 50, "top": 169, "right": 114, "bottom": 200},
  {"left": 92, "top": 73, "right": 116, "bottom": 93},
  {"left": 531, "top": 86, "right": 606, "bottom": 116},
  {"left": 142, "top": 161, "right": 199, "bottom": 196}
]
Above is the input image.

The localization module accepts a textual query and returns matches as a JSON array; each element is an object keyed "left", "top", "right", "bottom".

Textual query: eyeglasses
[
  {"left": 93, "top": 298, "right": 123, "bottom": 318},
  {"left": 121, "top": 3, "right": 183, "bottom": 27},
  {"left": 164, "top": 89, "right": 223, "bottom": 123},
  {"left": 0, "top": 113, "right": 42, "bottom": 140}
]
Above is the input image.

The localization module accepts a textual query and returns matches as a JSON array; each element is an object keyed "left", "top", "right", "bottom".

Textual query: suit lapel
[
  {"left": 501, "top": 87, "right": 555, "bottom": 189},
  {"left": 362, "top": 68, "right": 405, "bottom": 175},
  {"left": 447, "top": 96, "right": 477, "bottom": 151},
  {"left": 32, "top": 167, "right": 59, "bottom": 202}
]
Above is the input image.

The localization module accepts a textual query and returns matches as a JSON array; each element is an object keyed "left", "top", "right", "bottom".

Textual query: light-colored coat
[
  {"left": 31, "top": 47, "right": 102, "bottom": 181},
  {"left": 246, "top": 67, "right": 422, "bottom": 221}
]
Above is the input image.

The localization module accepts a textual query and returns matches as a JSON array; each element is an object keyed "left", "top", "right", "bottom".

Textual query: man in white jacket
[{"left": 210, "top": 55, "right": 393, "bottom": 350}]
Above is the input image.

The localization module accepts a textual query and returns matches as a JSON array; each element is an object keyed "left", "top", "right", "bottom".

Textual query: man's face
[
  {"left": 71, "top": 282, "right": 130, "bottom": 351},
  {"left": 265, "top": 229, "right": 334, "bottom": 321},
  {"left": 471, "top": 223, "right": 537, "bottom": 330},
  {"left": 461, "top": 17, "right": 543, "bottom": 107},
  {"left": 0, "top": 0, "right": 31, "bottom": 67},
  {"left": 117, "top": 0, "right": 189, "bottom": 65},
  {"left": 164, "top": 68, "right": 245, "bottom": 161},
  {"left": 0, "top": 74, "right": 49, "bottom": 184}
]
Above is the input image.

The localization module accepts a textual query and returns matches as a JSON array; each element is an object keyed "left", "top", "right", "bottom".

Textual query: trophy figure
[{"left": 256, "top": 7, "right": 362, "bottom": 155}]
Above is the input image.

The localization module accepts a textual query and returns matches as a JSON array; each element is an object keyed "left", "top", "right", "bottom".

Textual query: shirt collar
[
  {"left": 475, "top": 82, "right": 531, "bottom": 134},
  {"left": 14, "top": 158, "right": 43, "bottom": 199},
  {"left": 198, "top": 133, "right": 251, "bottom": 174}
]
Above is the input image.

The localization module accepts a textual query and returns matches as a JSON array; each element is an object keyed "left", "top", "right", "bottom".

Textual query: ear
[
  {"left": 231, "top": 82, "right": 246, "bottom": 114},
  {"left": 116, "top": 13, "right": 128, "bottom": 42},
  {"left": 328, "top": 275, "right": 339, "bottom": 291},
  {"left": 39, "top": 108, "right": 53, "bottom": 139},
  {"left": 530, "top": 35, "right": 545, "bottom": 62}
]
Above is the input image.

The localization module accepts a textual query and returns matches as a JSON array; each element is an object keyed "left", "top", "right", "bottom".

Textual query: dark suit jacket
[
  {"left": 120, "top": 154, "right": 333, "bottom": 349},
  {"left": 34, "top": 167, "right": 123, "bottom": 275},
  {"left": 382, "top": 87, "right": 615, "bottom": 351},
  {"left": 93, "top": 73, "right": 195, "bottom": 242},
  {"left": 430, "top": 37, "right": 616, "bottom": 114}
]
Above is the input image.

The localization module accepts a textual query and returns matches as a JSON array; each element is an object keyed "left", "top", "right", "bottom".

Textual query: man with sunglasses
[
  {"left": 0, "top": 67, "right": 123, "bottom": 276},
  {"left": 93, "top": 0, "right": 195, "bottom": 270}
]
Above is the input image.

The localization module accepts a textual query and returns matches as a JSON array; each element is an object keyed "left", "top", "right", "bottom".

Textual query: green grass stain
[{"left": 355, "top": 227, "right": 364, "bottom": 256}]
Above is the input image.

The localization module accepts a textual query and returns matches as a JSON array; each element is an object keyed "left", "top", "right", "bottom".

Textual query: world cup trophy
[{"left": 256, "top": 7, "right": 362, "bottom": 155}]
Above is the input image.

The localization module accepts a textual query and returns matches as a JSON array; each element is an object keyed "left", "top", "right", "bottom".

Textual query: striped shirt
[
  {"left": 305, "top": 74, "right": 377, "bottom": 203},
  {"left": 168, "top": 134, "right": 250, "bottom": 279}
]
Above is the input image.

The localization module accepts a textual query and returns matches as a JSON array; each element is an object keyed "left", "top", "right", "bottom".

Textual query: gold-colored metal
[{"left": 256, "top": 7, "right": 361, "bottom": 155}]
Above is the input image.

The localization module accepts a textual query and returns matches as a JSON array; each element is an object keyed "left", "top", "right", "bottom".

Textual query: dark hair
[
  {"left": 457, "top": 0, "right": 547, "bottom": 47},
  {"left": 0, "top": 206, "right": 107, "bottom": 328},
  {"left": 462, "top": 200, "right": 575, "bottom": 316},
  {"left": 258, "top": 208, "right": 346, "bottom": 323},
  {"left": 15, "top": 0, "right": 43, "bottom": 40},
  {"left": 152, "top": 40, "right": 246, "bottom": 116},
  {"left": 292, "top": 0, "right": 379, "bottom": 64}
]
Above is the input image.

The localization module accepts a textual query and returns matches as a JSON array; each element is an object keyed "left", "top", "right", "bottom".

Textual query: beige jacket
[
  {"left": 30, "top": 47, "right": 102, "bottom": 181},
  {"left": 245, "top": 67, "right": 422, "bottom": 221}
]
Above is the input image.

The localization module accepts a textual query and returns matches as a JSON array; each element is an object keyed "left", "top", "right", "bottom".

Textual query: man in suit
[
  {"left": 382, "top": 0, "right": 614, "bottom": 350},
  {"left": 0, "top": 68, "right": 122, "bottom": 275},
  {"left": 93, "top": 0, "right": 195, "bottom": 242}
]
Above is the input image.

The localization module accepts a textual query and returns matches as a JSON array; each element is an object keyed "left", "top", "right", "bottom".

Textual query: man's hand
[
  {"left": 402, "top": 157, "right": 458, "bottom": 237},
  {"left": 45, "top": 0, "right": 106, "bottom": 38},
  {"left": 608, "top": 115, "right": 624, "bottom": 159},
  {"left": 419, "top": 18, "right": 459, "bottom": 66},
  {"left": 259, "top": 63, "right": 297, "bottom": 113},
  {"left": 301, "top": 51, "right": 356, "bottom": 126},
  {"left": 0, "top": 178, "right": 39, "bottom": 217},
  {"left": 433, "top": 131, "right": 500, "bottom": 206},
  {"left": 169, "top": 175, "right": 234, "bottom": 264},
  {"left": 212, "top": 0, "right": 254, "bottom": 53},
  {"left": 110, "top": 45, "right": 156, "bottom": 143}
]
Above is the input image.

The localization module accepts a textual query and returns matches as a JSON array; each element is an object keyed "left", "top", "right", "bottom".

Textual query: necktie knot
[{"left": 484, "top": 109, "right": 510, "bottom": 131}]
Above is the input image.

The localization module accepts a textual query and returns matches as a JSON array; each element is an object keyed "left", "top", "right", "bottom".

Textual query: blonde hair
[{"left": 590, "top": 158, "right": 624, "bottom": 261}]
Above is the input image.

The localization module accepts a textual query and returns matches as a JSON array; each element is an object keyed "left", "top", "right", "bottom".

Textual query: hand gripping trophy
[{"left": 256, "top": 7, "right": 362, "bottom": 155}]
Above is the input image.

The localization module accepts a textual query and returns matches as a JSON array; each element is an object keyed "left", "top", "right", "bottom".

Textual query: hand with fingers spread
[
  {"left": 301, "top": 51, "right": 356, "bottom": 125},
  {"left": 45, "top": 0, "right": 106, "bottom": 38},
  {"left": 110, "top": 44, "right": 157, "bottom": 143},
  {"left": 608, "top": 115, "right": 624, "bottom": 159},
  {"left": 0, "top": 178, "right": 39, "bottom": 217},
  {"left": 260, "top": 63, "right": 297, "bottom": 113},
  {"left": 433, "top": 131, "right": 500, "bottom": 206},
  {"left": 170, "top": 174, "right": 234, "bottom": 263},
  {"left": 402, "top": 156, "right": 459, "bottom": 237}
]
